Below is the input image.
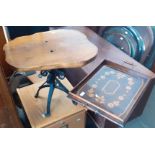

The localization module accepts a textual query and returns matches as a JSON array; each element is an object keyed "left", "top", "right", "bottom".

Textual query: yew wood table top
[{"left": 3, "top": 29, "right": 98, "bottom": 72}]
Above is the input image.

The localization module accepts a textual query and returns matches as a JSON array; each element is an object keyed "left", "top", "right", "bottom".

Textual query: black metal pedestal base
[{"left": 34, "top": 70, "right": 71, "bottom": 117}]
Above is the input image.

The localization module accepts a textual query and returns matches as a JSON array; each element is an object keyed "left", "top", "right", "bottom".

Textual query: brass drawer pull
[
  {"left": 60, "top": 122, "right": 68, "bottom": 128},
  {"left": 76, "top": 118, "right": 81, "bottom": 122}
]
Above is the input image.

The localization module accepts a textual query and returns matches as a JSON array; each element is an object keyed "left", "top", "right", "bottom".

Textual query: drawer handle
[
  {"left": 76, "top": 118, "right": 81, "bottom": 122},
  {"left": 60, "top": 122, "right": 68, "bottom": 128}
]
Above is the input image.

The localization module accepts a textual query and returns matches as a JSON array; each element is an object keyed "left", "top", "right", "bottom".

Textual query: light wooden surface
[
  {"left": 28, "top": 71, "right": 46, "bottom": 83},
  {"left": 4, "top": 29, "right": 98, "bottom": 72},
  {"left": 17, "top": 78, "right": 85, "bottom": 128},
  {"left": 46, "top": 111, "right": 86, "bottom": 128}
]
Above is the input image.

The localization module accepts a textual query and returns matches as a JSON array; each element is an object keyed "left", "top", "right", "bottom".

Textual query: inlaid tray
[{"left": 68, "top": 60, "right": 151, "bottom": 126}]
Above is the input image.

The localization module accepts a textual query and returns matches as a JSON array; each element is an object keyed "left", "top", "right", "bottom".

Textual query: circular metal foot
[
  {"left": 42, "top": 112, "right": 51, "bottom": 118},
  {"left": 72, "top": 101, "right": 78, "bottom": 105},
  {"left": 34, "top": 94, "right": 38, "bottom": 98}
]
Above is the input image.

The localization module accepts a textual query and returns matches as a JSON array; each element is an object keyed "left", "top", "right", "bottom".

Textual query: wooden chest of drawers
[
  {"left": 17, "top": 78, "right": 86, "bottom": 128},
  {"left": 46, "top": 111, "right": 85, "bottom": 128}
]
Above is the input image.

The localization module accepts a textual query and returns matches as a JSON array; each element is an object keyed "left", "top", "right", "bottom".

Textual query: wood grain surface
[
  {"left": 28, "top": 71, "right": 46, "bottom": 83},
  {"left": 4, "top": 29, "right": 98, "bottom": 72},
  {"left": 17, "top": 78, "right": 85, "bottom": 128}
]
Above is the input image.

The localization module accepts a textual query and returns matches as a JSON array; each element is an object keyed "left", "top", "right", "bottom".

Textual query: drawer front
[{"left": 47, "top": 110, "right": 86, "bottom": 128}]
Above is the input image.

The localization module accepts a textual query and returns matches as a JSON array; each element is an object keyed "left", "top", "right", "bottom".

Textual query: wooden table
[
  {"left": 4, "top": 29, "right": 98, "bottom": 72},
  {"left": 4, "top": 29, "right": 98, "bottom": 117}
]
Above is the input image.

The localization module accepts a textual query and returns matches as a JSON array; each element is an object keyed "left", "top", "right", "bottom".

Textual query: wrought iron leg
[
  {"left": 35, "top": 69, "right": 75, "bottom": 117},
  {"left": 72, "top": 100, "right": 78, "bottom": 105},
  {"left": 55, "top": 78, "right": 69, "bottom": 94},
  {"left": 43, "top": 83, "right": 54, "bottom": 117},
  {"left": 34, "top": 82, "right": 49, "bottom": 98},
  {"left": 55, "top": 79, "right": 77, "bottom": 105}
]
